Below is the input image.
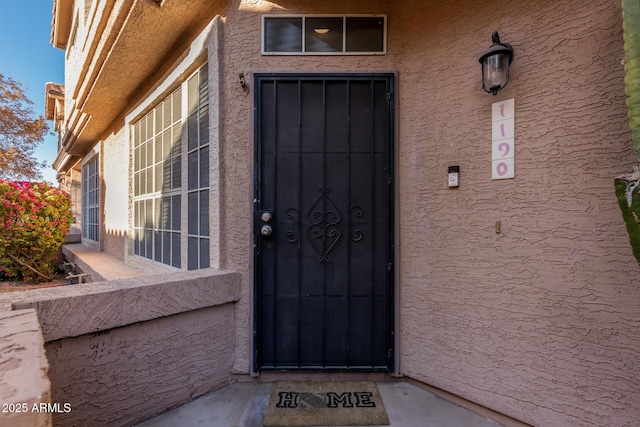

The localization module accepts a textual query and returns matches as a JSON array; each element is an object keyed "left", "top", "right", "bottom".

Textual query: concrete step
[
  {"left": 135, "top": 381, "right": 512, "bottom": 427},
  {"left": 61, "top": 243, "right": 146, "bottom": 282},
  {"left": 64, "top": 227, "right": 81, "bottom": 244}
]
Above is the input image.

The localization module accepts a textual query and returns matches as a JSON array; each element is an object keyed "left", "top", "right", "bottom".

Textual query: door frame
[{"left": 252, "top": 73, "right": 396, "bottom": 372}]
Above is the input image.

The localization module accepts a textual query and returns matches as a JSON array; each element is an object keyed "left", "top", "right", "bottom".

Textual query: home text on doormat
[{"left": 263, "top": 381, "right": 390, "bottom": 426}]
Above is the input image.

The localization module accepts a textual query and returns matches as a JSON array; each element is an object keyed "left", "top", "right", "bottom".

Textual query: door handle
[
  {"left": 261, "top": 225, "right": 273, "bottom": 236},
  {"left": 256, "top": 210, "right": 275, "bottom": 239}
]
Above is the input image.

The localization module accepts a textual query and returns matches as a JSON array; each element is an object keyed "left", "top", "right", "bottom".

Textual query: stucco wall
[
  {"left": 62, "top": 0, "right": 103, "bottom": 120},
  {"left": 62, "top": 1, "right": 640, "bottom": 425},
  {"left": 101, "top": 125, "right": 128, "bottom": 258},
  {"left": 220, "top": 0, "right": 398, "bottom": 375},
  {"left": 0, "top": 310, "right": 51, "bottom": 427},
  {"left": 46, "top": 304, "right": 235, "bottom": 426},
  {"left": 390, "top": 0, "right": 640, "bottom": 426},
  {"left": 217, "top": 0, "right": 640, "bottom": 426},
  {"left": 1, "top": 268, "right": 240, "bottom": 426},
  {"left": 62, "top": 0, "right": 85, "bottom": 119},
  {"left": 63, "top": 0, "right": 137, "bottom": 123}
]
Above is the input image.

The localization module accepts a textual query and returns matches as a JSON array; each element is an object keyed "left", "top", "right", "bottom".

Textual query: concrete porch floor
[{"left": 136, "top": 380, "right": 523, "bottom": 427}]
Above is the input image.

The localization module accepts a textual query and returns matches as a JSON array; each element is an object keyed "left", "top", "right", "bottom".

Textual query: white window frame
[
  {"left": 261, "top": 14, "right": 387, "bottom": 55},
  {"left": 131, "top": 64, "right": 210, "bottom": 271},
  {"left": 131, "top": 87, "right": 183, "bottom": 269},
  {"left": 126, "top": 22, "right": 215, "bottom": 271}
]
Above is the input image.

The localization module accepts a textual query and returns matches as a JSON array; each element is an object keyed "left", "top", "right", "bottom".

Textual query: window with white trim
[
  {"left": 132, "top": 64, "right": 210, "bottom": 269},
  {"left": 186, "top": 64, "right": 210, "bottom": 270},
  {"left": 82, "top": 156, "right": 99, "bottom": 241},
  {"left": 262, "top": 15, "right": 386, "bottom": 55}
]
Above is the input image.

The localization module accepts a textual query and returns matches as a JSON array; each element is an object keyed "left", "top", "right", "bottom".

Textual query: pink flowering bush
[{"left": 0, "top": 180, "right": 73, "bottom": 282}]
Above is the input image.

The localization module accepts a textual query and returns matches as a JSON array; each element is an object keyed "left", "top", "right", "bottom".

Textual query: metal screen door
[{"left": 254, "top": 74, "right": 394, "bottom": 371}]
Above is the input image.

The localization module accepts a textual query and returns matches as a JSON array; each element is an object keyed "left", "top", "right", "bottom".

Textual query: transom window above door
[{"left": 262, "top": 15, "right": 386, "bottom": 55}]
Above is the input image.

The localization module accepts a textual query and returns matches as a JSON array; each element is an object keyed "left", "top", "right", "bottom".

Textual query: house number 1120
[{"left": 491, "top": 99, "right": 515, "bottom": 180}]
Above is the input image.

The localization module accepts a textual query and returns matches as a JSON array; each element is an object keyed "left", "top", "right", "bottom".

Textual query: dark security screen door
[{"left": 254, "top": 74, "right": 394, "bottom": 371}]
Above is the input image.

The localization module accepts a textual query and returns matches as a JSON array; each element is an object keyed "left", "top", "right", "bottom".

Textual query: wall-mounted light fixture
[
  {"left": 479, "top": 31, "right": 514, "bottom": 95},
  {"left": 239, "top": 73, "right": 249, "bottom": 96}
]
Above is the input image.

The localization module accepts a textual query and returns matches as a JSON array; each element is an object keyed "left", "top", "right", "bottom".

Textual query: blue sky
[{"left": 0, "top": 0, "right": 65, "bottom": 183}]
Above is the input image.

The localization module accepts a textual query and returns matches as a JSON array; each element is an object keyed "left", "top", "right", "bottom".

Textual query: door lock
[
  {"left": 256, "top": 210, "right": 275, "bottom": 239},
  {"left": 261, "top": 225, "right": 273, "bottom": 237}
]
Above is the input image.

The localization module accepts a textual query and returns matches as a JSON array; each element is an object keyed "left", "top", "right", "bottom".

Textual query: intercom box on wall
[{"left": 448, "top": 166, "right": 460, "bottom": 188}]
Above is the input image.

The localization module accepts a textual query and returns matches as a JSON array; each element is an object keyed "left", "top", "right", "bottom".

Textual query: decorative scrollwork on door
[
  {"left": 285, "top": 208, "right": 299, "bottom": 243},
  {"left": 307, "top": 187, "right": 342, "bottom": 263},
  {"left": 350, "top": 205, "right": 364, "bottom": 242},
  {"left": 286, "top": 187, "right": 366, "bottom": 262}
]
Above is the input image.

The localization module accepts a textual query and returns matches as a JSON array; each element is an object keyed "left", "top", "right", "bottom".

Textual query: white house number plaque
[{"left": 491, "top": 98, "right": 515, "bottom": 180}]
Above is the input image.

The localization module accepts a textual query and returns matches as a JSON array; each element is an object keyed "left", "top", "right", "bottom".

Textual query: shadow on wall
[{"left": 105, "top": 227, "right": 127, "bottom": 238}]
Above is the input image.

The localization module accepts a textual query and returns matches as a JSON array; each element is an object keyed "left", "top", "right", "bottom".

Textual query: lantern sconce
[
  {"left": 239, "top": 72, "right": 249, "bottom": 96},
  {"left": 479, "top": 31, "right": 514, "bottom": 95}
]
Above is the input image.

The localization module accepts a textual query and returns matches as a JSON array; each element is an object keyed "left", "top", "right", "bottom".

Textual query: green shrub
[
  {"left": 616, "top": 0, "right": 640, "bottom": 263},
  {"left": 0, "top": 180, "right": 73, "bottom": 282}
]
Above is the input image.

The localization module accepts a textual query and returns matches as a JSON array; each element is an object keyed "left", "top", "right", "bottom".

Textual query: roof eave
[{"left": 51, "top": 0, "right": 74, "bottom": 50}]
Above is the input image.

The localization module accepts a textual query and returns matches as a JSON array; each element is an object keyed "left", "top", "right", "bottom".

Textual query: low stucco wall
[
  {"left": 0, "top": 309, "right": 52, "bottom": 427},
  {"left": 0, "top": 268, "right": 240, "bottom": 426},
  {"left": 46, "top": 304, "right": 236, "bottom": 426}
]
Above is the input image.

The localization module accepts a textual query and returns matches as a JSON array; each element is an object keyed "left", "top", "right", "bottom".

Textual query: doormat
[{"left": 263, "top": 381, "right": 390, "bottom": 426}]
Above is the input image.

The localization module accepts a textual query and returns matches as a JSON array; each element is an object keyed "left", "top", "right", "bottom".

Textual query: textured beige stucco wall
[
  {"left": 46, "top": 304, "right": 235, "bottom": 426},
  {"left": 101, "top": 126, "right": 128, "bottom": 259},
  {"left": 0, "top": 269, "right": 240, "bottom": 426},
  {"left": 220, "top": 0, "right": 397, "bottom": 375},
  {"left": 0, "top": 310, "right": 51, "bottom": 427},
  {"left": 62, "top": 0, "right": 85, "bottom": 119},
  {"left": 73, "top": 0, "right": 639, "bottom": 425},
  {"left": 218, "top": 0, "right": 640, "bottom": 425},
  {"left": 391, "top": 0, "right": 640, "bottom": 426},
  {"left": 62, "top": 0, "right": 103, "bottom": 121}
]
